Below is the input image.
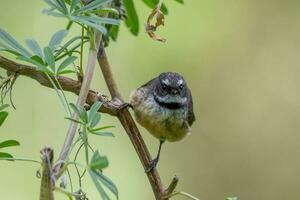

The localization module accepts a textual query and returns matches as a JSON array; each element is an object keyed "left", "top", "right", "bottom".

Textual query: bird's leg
[{"left": 146, "top": 140, "right": 165, "bottom": 172}]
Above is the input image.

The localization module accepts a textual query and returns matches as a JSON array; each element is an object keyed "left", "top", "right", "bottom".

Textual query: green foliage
[
  {"left": 0, "top": 105, "right": 20, "bottom": 159},
  {"left": 68, "top": 101, "right": 115, "bottom": 137},
  {"left": 226, "top": 197, "right": 238, "bottom": 200},
  {"left": 43, "top": 0, "right": 120, "bottom": 34},
  {"left": 0, "top": 29, "right": 78, "bottom": 75},
  {"left": 89, "top": 153, "right": 119, "bottom": 200}
]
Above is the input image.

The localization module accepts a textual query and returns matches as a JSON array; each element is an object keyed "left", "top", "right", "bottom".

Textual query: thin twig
[{"left": 164, "top": 176, "right": 179, "bottom": 197}]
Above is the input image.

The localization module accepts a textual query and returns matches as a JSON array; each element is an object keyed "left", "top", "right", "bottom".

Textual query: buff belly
[{"left": 130, "top": 88, "right": 190, "bottom": 142}]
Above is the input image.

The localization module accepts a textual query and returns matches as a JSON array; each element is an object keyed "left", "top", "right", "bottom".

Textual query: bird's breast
[{"left": 130, "top": 88, "right": 190, "bottom": 142}]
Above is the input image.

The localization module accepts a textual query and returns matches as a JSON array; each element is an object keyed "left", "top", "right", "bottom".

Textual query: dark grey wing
[{"left": 187, "top": 88, "right": 195, "bottom": 126}]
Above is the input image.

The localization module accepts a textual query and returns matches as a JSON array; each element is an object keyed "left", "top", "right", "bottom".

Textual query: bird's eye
[
  {"left": 162, "top": 83, "right": 167, "bottom": 90},
  {"left": 179, "top": 84, "right": 184, "bottom": 90}
]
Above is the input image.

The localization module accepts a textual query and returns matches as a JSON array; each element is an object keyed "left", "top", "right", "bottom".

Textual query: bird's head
[{"left": 153, "top": 72, "right": 188, "bottom": 109}]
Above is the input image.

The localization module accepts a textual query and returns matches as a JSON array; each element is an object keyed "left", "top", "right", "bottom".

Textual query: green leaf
[
  {"left": 70, "top": 0, "right": 80, "bottom": 13},
  {"left": 173, "top": 0, "right": 184, "bottom": 4},
  {"left": 91, "top": 125, "right": 115, "bottom": 132},
  {"left": 55, "top": 0, "right": 68, "bottom": 15},
  {"left": 25, "top": 39, "right": 44, "bottom": 59},
  {"left": 123, "top": 0, "right": 139, "bottom": 35},
  {"left": 44, "top": 0, "right": 66, "bottom": 14},
  {"left": 30, "top": 55, "right": 45, "bottom": 65},
  {"left": 94, "top": 170, "right": 118, "bottom": 199},
  {"left": 0, "top": 28, "right": 31, "bottom": 57},
  {"left": 79, "top": 15, "right": 120, "bottom": 26},
  {"left": 75, "top": 0, "right": 111, "bottom": 14},
  {"left": 48, "top": 29, "right": 68, "bottom": 51},
  {"left": 90, "top": 131, "right": 114, "bottom": 137},
  {"left": 72, "top": 16, "right": 107, "bottom": 34},
  {"left": 141, "top": 0, "right": 168, "bottom": 14},
  {"left": 64, "top": 117, "right": 83, "bottom": 124},
  {"left": 0, "top": 112, "right": 8, "bottom": 127},
  {"left": 17, "top": 56, "right": 42, "bottom": 67},
  {"left": 90, "top": 150, "right": 109, "bottom": 170},
  {"left": 0, "top": 152, "right": 13, "bottom": 159},
  {"left": 88, "top": 101, "right": 102, "bottom": 121},
  {"left": 89, "top": 169, "right": 110, "bottom": 200},
  {"left": 0, "top": 104, "right": 9, "bottom": 111},
  {"left": 69, "top": 103, "right": 81, "bottom": 117},
  {"left": 44, "top": 47, "right": 55, "bottom": 71},
  {"left": 79, "top": 107, "right": 88, "bottom": 123},
  {"left": 0, "top": 41, "right": 22, "bottom": 56},
  {"left": 57, "top": 69, "right": 75, "bottom": 75},
  {"left": 109, "top": 25, "right": 119, "bottom": 41},
  {"left": 90, "top": 113, "right": 101, "bottom": 128},
  {"left": 57, "top": 56, "right": 77, "bottom": 73},
  {"left": 0, "top": 140, "right": 20, "bottom": 149},
  {"left": 42, "top": 8, "right": 66, "bottom": 18}
]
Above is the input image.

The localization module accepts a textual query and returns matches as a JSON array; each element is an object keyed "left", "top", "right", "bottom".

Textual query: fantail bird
[{"left": 129, "top": 72, "right": 195, "bottom": 171}]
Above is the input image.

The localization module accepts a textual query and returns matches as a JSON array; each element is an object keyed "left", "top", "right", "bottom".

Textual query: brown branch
[
  {"left": 0, "top": 55, "right": 119, "bottom": 116},
  {"left": 0, "top": 44, "right": 177, "bottom": 199},
  {"left": 97, "top": 41, "right": 168, "bottom": 200}
]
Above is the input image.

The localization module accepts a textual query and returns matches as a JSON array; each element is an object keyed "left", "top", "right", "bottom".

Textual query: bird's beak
[{"left": 170, "top": 89, "right": 179, "bottom": 95}]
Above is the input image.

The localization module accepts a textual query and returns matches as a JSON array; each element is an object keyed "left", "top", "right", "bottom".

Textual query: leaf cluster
[{"left": 0, "top": 104, "right": 20, "bottom": 159}]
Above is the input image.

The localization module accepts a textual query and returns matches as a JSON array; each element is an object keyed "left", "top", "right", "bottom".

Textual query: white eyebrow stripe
[
  {"left": 162, "top": 79, "right": 170, "bottom": 85},
  {"left": 177, "top": 79, "right": 183, "bottom": 85}
]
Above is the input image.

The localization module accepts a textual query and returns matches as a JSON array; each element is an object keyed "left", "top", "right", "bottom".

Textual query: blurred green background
[{"left": 1, "top": 0, "right": 300, "bottom": 199}]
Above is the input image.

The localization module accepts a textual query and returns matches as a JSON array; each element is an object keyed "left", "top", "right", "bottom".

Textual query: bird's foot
[
  {"left": 117, "top": 102, "right": 133, "bottom": 111},
  {"left": 145, "top": 157, "right": 159, "bottom": 173}
]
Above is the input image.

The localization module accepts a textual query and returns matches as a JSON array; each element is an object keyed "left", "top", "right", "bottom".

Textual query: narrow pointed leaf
[
  {"left": 72, "top": 17, "right": 107, "bottom": 34},
  {"left": 16, "top": 56, "right": 45, "bottom": 69},
  {"left": 123, "top": 0, "right": 139, "bottom": 35},
  {"left": 88, "top": 101, "right": 102, "bottom": 122},
  {"left": 70, "top": 0, "right": 80, "bottom": 13},
  {"left": 0, "top": 152, "right": 13, "bottom": 159},
  {"left": 42, "top": 8, "right": 66, "bottom": 17},
  {"left": 79, "top": 15, "right": 120, "bottom": 26},
  {"left": 89, "top": 170, "right": 110, "bottom": 200},
  {"left": 90, "top": 131, "right": 114, "bottom": 137},
  {"left": 173, "top": 0, "right": 184, "bottom": 4},
  {"left": 91, "top": 125, "right": 115, "bottom": 132},
  {"left": 44, "top": 0, "right": 65, "bottom": 14},
  {"left": 76, "top": 0, "right": 111, "bottom": 14},
  {"left": 55, "top": 0, "right": 68, "bottom": 14},
  {"left": 48, "top": 29, "right": 68, "bottom": 51},
  {"left": 65, "top": 117, "right": 83, "bottom": 124},
  {"left": 57, "top": 70, "right": 75, "bottom": 75},
  {"left": 57, "top": 56, "right": 77, "bottom": 73},
  {"left": 0, "top": 112, "right": 8, "bottom": 126},
  {"left": 94, "top": 170, "right": 118, "bottom": 199},
  {"left": 0, "top": 140, "right": 20, "bottom": 149},
  {"left": 69, "top": 103, "right": 81, "bottom": 117},
  {"left": 0, "top": 28, "right": 31, "bottom": 57},
  {"left": 90, "top": 113, "right": 101, "bottom": 128},
  {"left": 44, "top": 47, "right": 55, "bottom": 71},
  {"left": 142, "top": 0, "right": 168, "bottom": 15},
  {"left": 25, "top": 39, "right": 44, "bottom": 59}
]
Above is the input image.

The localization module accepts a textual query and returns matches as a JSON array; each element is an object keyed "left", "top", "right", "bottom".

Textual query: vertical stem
[
  {"left": 97, "top": 42, "right": 121, "bottom": 99},
  {"left": 54, "top": 31, "right": 103, "bottom": 174},
  {"left": 79, "top": 25, "right": 84, "bottom": 76}
]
